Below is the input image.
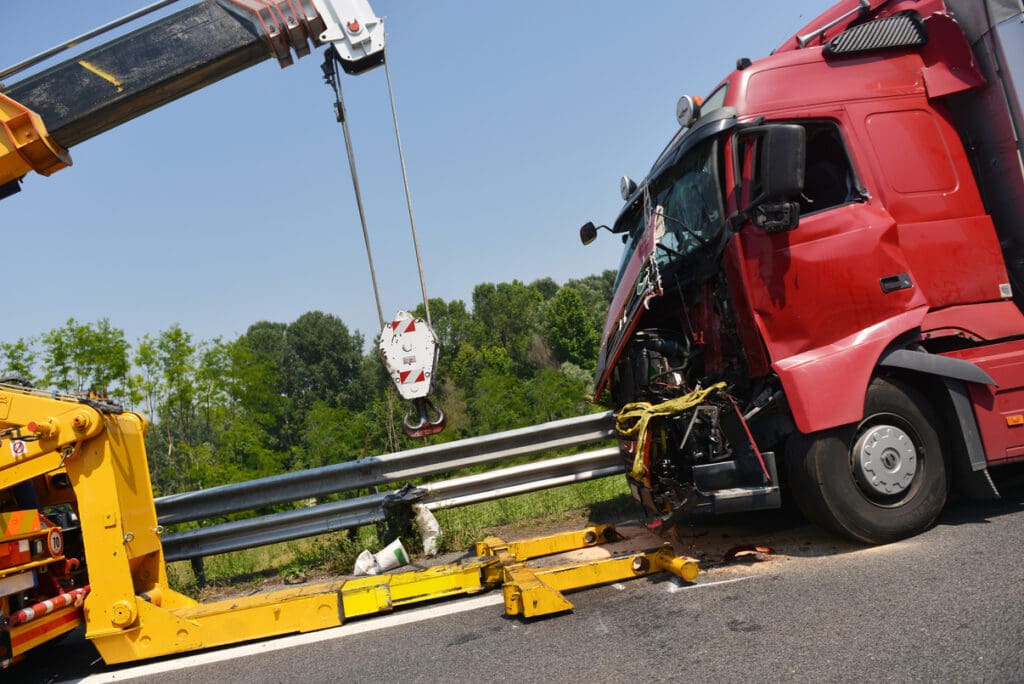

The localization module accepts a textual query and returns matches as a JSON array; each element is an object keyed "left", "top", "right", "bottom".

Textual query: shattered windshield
[
  {"left": 613, "top": 138, "right": 724, "bottom": 288},
  {"left": 650, "top": 138, "right": 723, "bottom": 269}
]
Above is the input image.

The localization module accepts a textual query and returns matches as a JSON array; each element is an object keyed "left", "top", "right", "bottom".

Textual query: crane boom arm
[{"left": 0, "top": 0, "right": 384, "bottom": 194}]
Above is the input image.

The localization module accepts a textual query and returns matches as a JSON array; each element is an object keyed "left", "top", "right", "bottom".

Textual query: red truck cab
[{"left": 583, "top": 0, "right": 1024, "bottom": 543}]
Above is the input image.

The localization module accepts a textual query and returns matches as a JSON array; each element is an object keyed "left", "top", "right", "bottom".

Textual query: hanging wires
[
  {"left": 322, "top": 46, "right": 386, "bottom": 330},
  {"left": 383, "top": 46, "right": 432, "bottom": 328}
]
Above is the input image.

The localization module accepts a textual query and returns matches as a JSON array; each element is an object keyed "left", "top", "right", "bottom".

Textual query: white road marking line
[
  {"left": 666, "top": 576, "right": 756, "bottom": 593},
  {"left": 78, "top": 593, "right": 506, "bottom": 683},
  {"left": 79, "top": 575, "right": 758, "bottom": 681}
]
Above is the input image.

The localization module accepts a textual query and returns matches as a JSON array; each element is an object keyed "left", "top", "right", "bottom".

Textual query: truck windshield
[{"left": 613, "top": 138, "right": 724, "bottom": 289}]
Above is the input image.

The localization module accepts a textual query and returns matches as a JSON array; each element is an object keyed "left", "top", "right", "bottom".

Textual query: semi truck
[{"left": 582, "top": 0, "right": 1024, "bottom": 544}]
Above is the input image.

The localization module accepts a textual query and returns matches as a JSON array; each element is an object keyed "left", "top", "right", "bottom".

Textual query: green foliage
[
  {"left": 0, "top": 338, "right": 36, "bottom": 383},
  {"left": 40, "top": 318, "right": 131, "bottom": 396},
  {"left": 433, "top": 476, "right": 631, "bottom": 551},
  {"left": 3, "top": 273, "right": 615, "bottom": 497},
  {"left": 545, "top": 287, "right": 600, "bottom": 367},
  {"left": 282, "top": 311, "right": 365, "bottom": 412},
  {"left": 469, "top": 280, "right": 544, "bottom": 375}
]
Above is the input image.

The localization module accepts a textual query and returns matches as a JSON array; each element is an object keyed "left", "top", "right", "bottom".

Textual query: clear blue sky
[{"left": 1, "top": 1, "right": 829, "bottom": 349}]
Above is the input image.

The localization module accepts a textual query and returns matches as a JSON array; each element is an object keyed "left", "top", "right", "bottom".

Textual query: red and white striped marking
[
  {"left": 8, "top": 586, "right": 90, "bottom": 626},
  {"left": 398, "top": 370, "right": 427, "bottom": 384},
  {"left": 390, "top": 317, "right": 417, "bottom": 334}
]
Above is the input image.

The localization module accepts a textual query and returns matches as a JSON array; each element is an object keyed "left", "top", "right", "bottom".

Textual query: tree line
[{"left": 0, "top": 271, "right": 615, "bottom": 496}]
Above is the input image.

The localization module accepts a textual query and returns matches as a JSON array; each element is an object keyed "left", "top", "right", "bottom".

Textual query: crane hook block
[
  {"left": 380, "top": 311, "right": 445, "bottom": 434},
  {"left": 380, "top": 311, "right": 445, "bottom": 437}
]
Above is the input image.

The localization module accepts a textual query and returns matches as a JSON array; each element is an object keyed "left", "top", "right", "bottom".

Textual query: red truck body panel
[
  {"left": 944, "top": 340, "right": 1024, "bottom": 464},
  {"left": 722, "top": 43, "right": 1012, "bottom": 432}
]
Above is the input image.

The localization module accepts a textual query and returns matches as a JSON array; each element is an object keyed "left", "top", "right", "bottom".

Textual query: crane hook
[{"left": 403, "top": 398, "right": 447, "bottom": 438}]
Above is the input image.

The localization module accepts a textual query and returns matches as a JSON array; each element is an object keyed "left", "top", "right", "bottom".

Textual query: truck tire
[{"left": 786, "top": 376, "right": 948, "bottom": 544}]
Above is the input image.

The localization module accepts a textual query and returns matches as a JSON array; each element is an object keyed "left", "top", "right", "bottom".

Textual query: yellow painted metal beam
[
  {"left": 500, "top": 545, "right": 700, "bottom": 618},
  {"left": 475, "top": 524, "right": 618, "bottom": 562},
  {"left": 89, "top": 557, "right": 505, "bottom": 664},
  {"left": 341, "top": 557, "right": 501, "bottom": 619},
  {"left": 0, "top": 92, "right": 71, "bottom": 186}
]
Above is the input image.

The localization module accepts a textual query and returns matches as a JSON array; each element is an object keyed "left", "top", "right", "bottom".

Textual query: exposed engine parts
[
  {"left": 615, "top": 380, "right": 777, "bottom": 521},
  {"left": 608, "top": 274, "right": 786, "bottom": 521}
]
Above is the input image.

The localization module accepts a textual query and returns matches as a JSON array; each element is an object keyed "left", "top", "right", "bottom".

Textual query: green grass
[
  {"left": 165, "top": 475, "right": 634, "bottom": 596},
  {"left": 433, "top": 476, "right": 632, "bottom": 549}
]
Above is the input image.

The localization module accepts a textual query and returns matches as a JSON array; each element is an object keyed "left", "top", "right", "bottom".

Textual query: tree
[
  {"left": 526, "top": 367, "right": 591, "bottom": 423},
  {"left": 284, "top": 311, "right": 364, "bottom": 412},
  {"left": 530, "top": 277, "right": 560, "bottom": 301},
  {"left": 545, "top": 287, "right": 600, "bottom": 368},
  {"left": 127, "top": 335, "right": 161, "bottom": 416},
  {"left": 291, "top": 402, "right": 372, "bottom": 470},
  {"left": 470, "top": 280, "right": 544, "bottom": 375},
  {"left": 142, "top": 325, "right": 200, "bottom": 494},
  {"left": 234, "top": 321, "right": 288, "bottom": 440},
  {"left": 40, "top": 318, "right": 130, "bottom": 396},
  {"left": 449, "top": 343, "right": 513, "bottom": 391},
  {"left": 468, "top": 368, "right": 531, "bottom": 434},
  {"left": 0, "top": 338, "right": 36, "bottom": 384},
  {"left": 566, "top": 270, "right": 617, "bottom": 333}
]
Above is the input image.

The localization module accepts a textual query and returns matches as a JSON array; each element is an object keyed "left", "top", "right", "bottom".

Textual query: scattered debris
[
  {"left": 353, "top": 538, "right": 411, "bottom": 575},
  {"left": 413, "top": 503, "right": 441, "bottom": 557},
  {"left": 723, "top": 544, "right": 774, "bottom": 564}
]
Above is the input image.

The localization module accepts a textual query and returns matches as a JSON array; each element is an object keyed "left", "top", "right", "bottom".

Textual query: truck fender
[
  {"left": 877, "top": 349, "right": 1000, "bottom": 501},
  {"left": 877, "top": 348, "right": 997, "bottom": 387}
]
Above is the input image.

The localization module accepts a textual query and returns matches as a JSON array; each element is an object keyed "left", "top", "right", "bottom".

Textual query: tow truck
[
  {"left": 0, "top": 0, "right": 446, "bottom": 668},
  {"left": 582, "top": 0, "right": 1024, "bottom": 544},
  {"left": 0, "top": 1, "right": 698, "bottom": 670}
]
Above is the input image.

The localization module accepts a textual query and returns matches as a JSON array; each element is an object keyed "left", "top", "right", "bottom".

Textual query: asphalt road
[{"left": 18, "top": 475, "right": 1024, "bottom": 683}]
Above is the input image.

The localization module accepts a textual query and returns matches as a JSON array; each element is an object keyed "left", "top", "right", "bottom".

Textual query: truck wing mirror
[
  {"left": 734, "top": 124, "right": 806, "bottom": 232},
  {"left": 580, "top": 221, "right": 611, "bottom": 245},
  {"left": 757, "top": 124, "right": 805, "bottom": 200}
]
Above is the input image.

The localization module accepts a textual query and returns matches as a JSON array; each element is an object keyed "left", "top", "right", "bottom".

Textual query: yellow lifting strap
[
  {"left": 0, "top": 92, "right": 71, "bottom": 187},
  {"left": 615, "top": 382, "right": 727, "bottom": 482}
]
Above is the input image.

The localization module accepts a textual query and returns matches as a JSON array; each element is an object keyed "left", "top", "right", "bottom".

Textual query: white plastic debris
[
  {"left": 353, "top": 549, "right": 380, "bottom": 576},
  {"left": 413, "top": 503, "right": 441, "bottom": 557},
  {"left": 374, "top": 537, "right": 409, "bottom": 572}
]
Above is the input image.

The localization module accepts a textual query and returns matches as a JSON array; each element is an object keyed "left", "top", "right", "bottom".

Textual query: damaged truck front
[{"left": 582, "top": 0, "right": 1024, "bottom": 544}]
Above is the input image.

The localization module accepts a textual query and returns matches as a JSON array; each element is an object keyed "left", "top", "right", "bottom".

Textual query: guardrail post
[{"left": 191, "top": 557, "right": 207, "bottom": 589}]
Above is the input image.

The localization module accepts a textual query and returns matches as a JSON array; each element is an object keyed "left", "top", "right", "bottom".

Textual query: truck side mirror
[
  {"left": 734, "top": 124, "right": 806, "bottom": 232},
  {"left": 580, "top": 222, "right": 598, "bottom": 245},
  {"left": 756, "top": 124, "right": 805, "bottom": 201},
  {"left": 580, "top": 221, "right": 614, "bottom": 246}
]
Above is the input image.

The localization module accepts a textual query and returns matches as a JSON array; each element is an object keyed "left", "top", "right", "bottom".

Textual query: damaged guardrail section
[{"left": 155, "top": 412, "right": 619, "bottom": 561}]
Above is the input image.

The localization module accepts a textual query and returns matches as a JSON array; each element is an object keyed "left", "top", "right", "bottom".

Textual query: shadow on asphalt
[
  {"left": 665, "top": 464, "right": 1024, "bottom": 566},
  {"left": 937, "top": 462, "right": 1024, "bottom": 529}
]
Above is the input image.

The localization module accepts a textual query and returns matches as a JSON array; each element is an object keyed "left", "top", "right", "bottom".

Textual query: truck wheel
[{"left": 786, "top": 377, "right": 948, "bottom": 544}]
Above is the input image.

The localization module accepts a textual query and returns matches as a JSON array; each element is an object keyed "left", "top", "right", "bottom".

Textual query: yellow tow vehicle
[
  {"left": 1, "top": 2, "right": 699, "bottom": 670},
  {"left": 0, "top": 382, "right": 696, "bottom": 667}
]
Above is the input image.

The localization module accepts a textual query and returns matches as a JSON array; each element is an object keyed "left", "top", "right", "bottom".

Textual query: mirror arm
[
  {"left": 727, "top": 210, "right": 750, "bottom": 231},
  {"left": 752, "top": 201, "right": 800, "bottom": 233}
]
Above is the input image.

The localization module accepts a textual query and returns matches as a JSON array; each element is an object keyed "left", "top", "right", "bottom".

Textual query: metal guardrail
[{"left": 157, "top": 412, "right": 620, "bottom": 562}]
